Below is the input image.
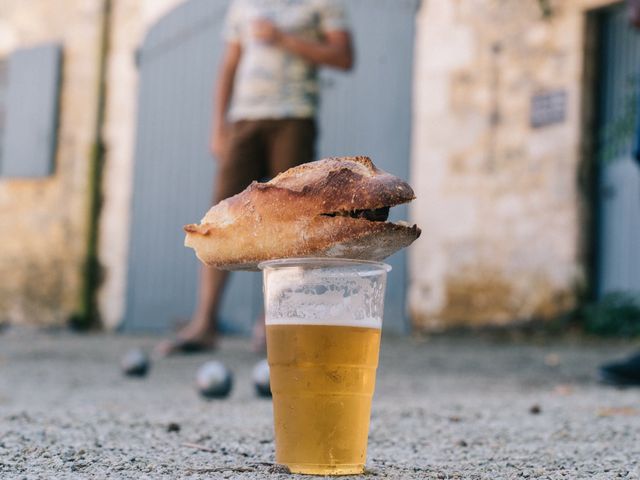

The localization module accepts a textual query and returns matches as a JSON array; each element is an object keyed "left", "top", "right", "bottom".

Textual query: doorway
[{"left": 594, "top": 2, "right": 640, "bottom": 297}]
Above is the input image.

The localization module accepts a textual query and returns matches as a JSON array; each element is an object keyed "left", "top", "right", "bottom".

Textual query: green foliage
[
  {"left": 581, "top": 292, "right": 640, "bottom": 337},
  {"left": 598, "top": 85, "right": 638, "bottom": 165},
  {"left": 71, "top": 0, "right": 111, "bottom": 330}
]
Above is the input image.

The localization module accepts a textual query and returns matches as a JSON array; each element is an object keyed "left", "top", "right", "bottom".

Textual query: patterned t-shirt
[{"left": 223, "top": 0, "right": 349, "bottom": 121}]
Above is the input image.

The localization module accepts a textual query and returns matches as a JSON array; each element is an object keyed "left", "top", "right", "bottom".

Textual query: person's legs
[
  {"left": 170, "top": 266, "right": 230, "bottom": 351},
  {"left": 249, "top": 118, "right": 317, "bottom": 350},
  {"left": 157, "top": 121, "right": 267, "bottom": 355}
]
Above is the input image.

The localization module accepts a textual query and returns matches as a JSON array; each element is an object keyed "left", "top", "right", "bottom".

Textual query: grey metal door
[
  {"left": 124, "top": 0, "right": 261, "bottom": 333},
  {"left": 124, "top": 0, "right": 419, "bottom": 333},
  {"left": 317, "top": 0, "right": 419, "bottom": 332},
  {"left": 597, "top": 3, "right": 640, "bottom": 296}
]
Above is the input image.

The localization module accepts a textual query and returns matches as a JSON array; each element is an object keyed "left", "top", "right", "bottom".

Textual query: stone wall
[
  {"left": 2, "top": 0, "right": 623, "bottom": 331},
  {"left": 0, "top": 0, "right": 104, "bottom": 326},
  {"left": 0, "top": 0, "right": 204, "bottom": 329},
  {"left": 409, "top": 0, "right": 619, "bottom": 330}
]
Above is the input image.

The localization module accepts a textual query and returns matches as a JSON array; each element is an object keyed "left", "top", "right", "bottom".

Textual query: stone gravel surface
[{"left": 0, "top": 328, "right": 639, "bottom": 479}]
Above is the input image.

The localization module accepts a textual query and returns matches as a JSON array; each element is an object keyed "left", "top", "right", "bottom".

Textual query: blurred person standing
[{"left": 158, "top": 0, "right": 354, "bottom": 355}]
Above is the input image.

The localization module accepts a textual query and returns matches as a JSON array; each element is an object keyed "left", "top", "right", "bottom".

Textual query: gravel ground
[{"left": 0, "top": 328, "right": 639, "bottom": 479}]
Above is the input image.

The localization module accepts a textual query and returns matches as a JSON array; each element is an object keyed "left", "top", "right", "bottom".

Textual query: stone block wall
[
  {"left": 1, "top": 0, "right": 623, "bottom": 331},
  {"left": 409, "top": 0, "right": 619, "bottom": 329}
]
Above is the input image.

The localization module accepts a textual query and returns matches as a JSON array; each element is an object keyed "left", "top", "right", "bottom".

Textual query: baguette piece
[{"left": 184, "top": 156, "right": 421, "bottom": 270}]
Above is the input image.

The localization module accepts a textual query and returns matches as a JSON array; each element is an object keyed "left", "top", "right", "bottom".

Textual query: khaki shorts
[{"left": 214, "top": 118, "right": 316, "bottom": 203}]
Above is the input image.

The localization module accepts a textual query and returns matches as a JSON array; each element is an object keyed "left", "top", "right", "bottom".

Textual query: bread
[{"left": 184, "top": 156, "right": 421, "bottom": 270}]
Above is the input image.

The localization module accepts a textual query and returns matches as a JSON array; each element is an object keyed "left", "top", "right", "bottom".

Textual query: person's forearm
[
  {"left": 213, "top": 44, "right": 242, "bottom": 130},
  {"left": 277, "top": 34, "right": 352, "bottom": 70},
  {"left": 213, "top": 66, "right": 235, "bottom": 130}
]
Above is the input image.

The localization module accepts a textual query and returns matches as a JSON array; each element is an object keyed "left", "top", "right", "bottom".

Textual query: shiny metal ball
[
  {"left": 196, "top": 361, "right": 233, "bottom": 399},
  {"left": 252, "top": 359, "right": 271, "bottom": 397},
  {"left": 121, "top": 349, "right": 150, "bottom": 377}
]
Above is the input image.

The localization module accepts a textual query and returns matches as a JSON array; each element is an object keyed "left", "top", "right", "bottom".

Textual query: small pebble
[
  {"left": 166, "top": 422, "right": 181, "bottom": 433},
  {"left": 544, "top": 353, "right": 561, "bottom": 367},
  {"left": 529, "top": 404, "right": 542, "bottom": 415}
]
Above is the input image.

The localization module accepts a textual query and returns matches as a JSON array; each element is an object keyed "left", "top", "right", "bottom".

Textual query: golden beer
[{"left": 267, "top": 324, "right": 381, "bottom": 475}]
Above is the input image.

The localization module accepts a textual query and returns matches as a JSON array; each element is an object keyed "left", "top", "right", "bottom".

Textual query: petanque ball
[
  {"left": 252, "top": 359, "right": 271, "bottom": 397},
  {"left": 196, "top": 361, "right": 233, "bottom": 399},
  {"left": 121, "top": 349, "right": 150, "bottom": 377}
]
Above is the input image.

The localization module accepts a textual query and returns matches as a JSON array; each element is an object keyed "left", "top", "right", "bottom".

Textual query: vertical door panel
[
  {"left": 124, "top": 0, "right": 262, "bottom": 333},
  {"left": 597, "top": 4, "right": 640, "bottom": 296},
  {"left": 317, "top": 0, "right": 419, "bottom": 333}
]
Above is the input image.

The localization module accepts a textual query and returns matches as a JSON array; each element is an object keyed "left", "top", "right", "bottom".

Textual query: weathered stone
[
  {"left": 409, "top": 0, "right": 606, "bottom": 330},
  {"left": 0, "top": 0, "right": 184, "bottom": 328},
  {"left": 0, "top": 0, "right": 103, "bottom": 326}
]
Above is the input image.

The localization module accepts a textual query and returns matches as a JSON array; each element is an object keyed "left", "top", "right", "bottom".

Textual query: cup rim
[{"left": 258, "top": 257, "right": 392, "bottom": 273}]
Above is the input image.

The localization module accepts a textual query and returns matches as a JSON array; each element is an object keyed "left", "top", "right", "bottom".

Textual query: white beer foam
[
  {"left": 265, "top": 317, "right": 381, "bottom": 329},
  {"left": 263, "top": 266, "right": 385, "bottom": 329}
]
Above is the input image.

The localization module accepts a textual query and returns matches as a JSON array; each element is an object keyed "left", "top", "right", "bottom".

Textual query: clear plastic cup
[{"left": 260, "top": 258, "right": 391, "bottom": 475}]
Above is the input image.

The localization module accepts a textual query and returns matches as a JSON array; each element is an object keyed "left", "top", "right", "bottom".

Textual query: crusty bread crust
[{"left": 184, "top": 156, "right": 421, "bottom": 270}]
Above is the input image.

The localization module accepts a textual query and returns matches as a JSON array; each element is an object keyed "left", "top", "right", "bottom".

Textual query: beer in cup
[{"left": 260, "top": 258, "right": 390, "bottom": 475}]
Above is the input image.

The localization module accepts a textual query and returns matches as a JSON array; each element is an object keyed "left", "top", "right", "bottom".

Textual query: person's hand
[
  {"left": 210, "top": 123, "right": 229, "bottom": 162},
  {"left": 251, "top": 19, "right": 282, "bottom": 45}
]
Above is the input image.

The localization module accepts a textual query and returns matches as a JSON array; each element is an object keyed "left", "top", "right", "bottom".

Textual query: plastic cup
[{"left": 260, "top": 258, "right": 391, "bottom": 475}]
